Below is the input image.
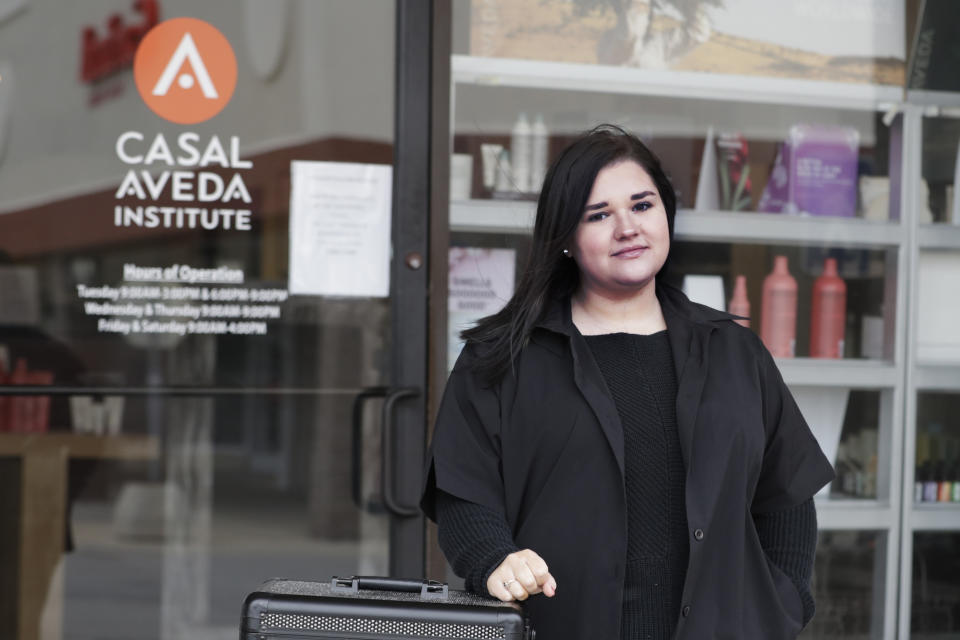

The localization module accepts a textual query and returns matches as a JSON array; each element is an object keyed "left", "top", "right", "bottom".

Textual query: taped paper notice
[{"left": 288, "top": 161, "right": 392, "bottom": 297}]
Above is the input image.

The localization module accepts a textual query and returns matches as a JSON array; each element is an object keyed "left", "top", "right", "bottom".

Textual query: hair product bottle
[
  {"left": 761, "top": 255, "right": 797, "bottom": 358},
  {"left": 810, "top": 257, "right": 847, "bottom": 358},
  {"left": 728, "top": 274, "right": 751, "bottom": 328},
  {"left": 924, "top": 460, "right": 940, "bottom": 502},
  {"left": 938, "top": 459, "right": 953, "bottom": 502},
  {"left": 510, "top": 113, "right": 531, "bottom": 193},
  {"left": 530, "top": 114, "right": 549, "bottom": 194}
]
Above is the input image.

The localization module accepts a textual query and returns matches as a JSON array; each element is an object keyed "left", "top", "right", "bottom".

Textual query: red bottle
[
  {"left": 761, "top": 256, "right": 797, "bottom": 358},
  {"left": 728, "top": 275, "right": 751, "bottom": 328},
  {"left": 810, "top": 257, "right": 847, "bottom": 359}
]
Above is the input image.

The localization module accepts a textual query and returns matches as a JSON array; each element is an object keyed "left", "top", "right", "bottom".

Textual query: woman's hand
[{"left": 487, "top": 549, "right": 557, "bottom": 602}]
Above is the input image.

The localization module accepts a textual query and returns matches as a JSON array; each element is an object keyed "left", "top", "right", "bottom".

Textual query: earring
[{"left": 562, "top": 249, "right": 571, "bottom": 257}]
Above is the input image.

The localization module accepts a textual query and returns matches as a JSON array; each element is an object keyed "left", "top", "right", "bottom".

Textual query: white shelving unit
[
  {"left": 453, "top": 55, "right": 904, "bottom": 112},
  {"left": 817, "top": 501, "right": 897, "bottom": 531},
  {"left": 452, "top": 200, "right": 904, "bottom": 247},
  {"left": 917, "top": 223, "right": 960, "bottom": 249},
  {"left": 778, "top": 359, "right": 900, "bottom": 388},
  {"left": 897, "top": 108, "right": 960, "bottom": 639},
  {"left": 911, "top": 505, "right": 960, "bottom": 532},
  {"left": 449, "top": 54, "right": 920, "bottom": 639}
]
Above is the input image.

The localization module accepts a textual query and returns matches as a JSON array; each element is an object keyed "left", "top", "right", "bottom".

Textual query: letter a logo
[{"left": 134, "top": 18, "right": 237, "bottom": 124}]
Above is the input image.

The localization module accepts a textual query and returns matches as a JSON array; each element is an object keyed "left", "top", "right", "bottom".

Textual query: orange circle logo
[{"left": 133, "top": 17, "right": 237, "bottom": 125}]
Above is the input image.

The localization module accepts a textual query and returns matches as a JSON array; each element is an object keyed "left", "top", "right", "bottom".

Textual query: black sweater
[
  {"left": 436, "top": 331, "right": 817, "bottom": 636},
  {"left": 587, "top": 331, "right": 687, "bottom": 639}
]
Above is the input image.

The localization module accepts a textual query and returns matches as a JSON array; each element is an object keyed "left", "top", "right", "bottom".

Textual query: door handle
[
  {"left": 381, "top": 387, "right": 421, "bottom": 517},
  {"left": 351, "top": 387, "right": 389, "bottom": 512}
]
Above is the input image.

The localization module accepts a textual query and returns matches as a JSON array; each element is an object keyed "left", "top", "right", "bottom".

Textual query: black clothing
[
  {"left": 435, "top": 490, "right": 518, "bottom": 594},
  {"left": 584, "top": 331, "right": 686, "bottom": 639},
  {"left": 422, "top": 283, "right": 835, "bottom": 640},
  {"left": 756, "top": 498, "right": 818, "bottom": 625},
  {"left": 435, "top": 494, "right": 819, "bottom": 627}
]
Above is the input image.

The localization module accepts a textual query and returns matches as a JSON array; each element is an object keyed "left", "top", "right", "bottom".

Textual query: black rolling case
[{"left": 240, "top": 576, "right": 535, "bottom": 640}]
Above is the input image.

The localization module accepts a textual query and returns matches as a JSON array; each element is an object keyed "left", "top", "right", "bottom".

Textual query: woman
[{"left": 421, "top": 125, "right": 834, "bottom": 640}]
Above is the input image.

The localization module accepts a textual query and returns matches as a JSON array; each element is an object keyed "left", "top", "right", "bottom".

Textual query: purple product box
[{"left": 758, "top": 125, "right": 860, "bottom": 217}]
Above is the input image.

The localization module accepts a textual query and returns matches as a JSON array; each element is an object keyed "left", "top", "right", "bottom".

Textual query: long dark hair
[{"left": 461, "top": 124, "right": 677, "bottom": 383}]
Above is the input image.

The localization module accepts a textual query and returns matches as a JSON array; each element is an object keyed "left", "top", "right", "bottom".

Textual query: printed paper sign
[{"left": 288, "top": 161, "right": 392, "bottom": 298}]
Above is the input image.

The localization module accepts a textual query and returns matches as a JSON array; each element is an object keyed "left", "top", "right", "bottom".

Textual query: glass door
[{"left": 0, "top": 1, "right": 434, "bottom": 638}]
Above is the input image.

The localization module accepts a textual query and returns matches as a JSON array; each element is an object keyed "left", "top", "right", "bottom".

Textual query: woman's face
[{"left": 570, "top": 160, "right": 670, "bottom": 297}]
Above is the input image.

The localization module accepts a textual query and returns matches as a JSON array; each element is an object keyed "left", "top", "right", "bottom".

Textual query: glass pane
[
  {"left": 912, "top": 532, "right": 960, "bottom": 638},
  {"left": 802, "top": 530, "right": 886, "bottom": 640},
  {"left": 0, "top": 1, "right": 397, "bottom": 638}
]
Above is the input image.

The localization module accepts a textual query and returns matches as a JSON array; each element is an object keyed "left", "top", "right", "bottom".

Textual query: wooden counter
[{"left": 0, "top": 433, "right": 159, "bottom": 640}]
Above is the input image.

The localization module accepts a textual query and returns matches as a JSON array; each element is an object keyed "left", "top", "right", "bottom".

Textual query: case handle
[{"left": 330, "top": 575, "right": 449, "bottom": 600}]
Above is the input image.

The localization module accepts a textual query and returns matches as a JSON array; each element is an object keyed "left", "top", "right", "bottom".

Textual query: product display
[
  {"left": 450, "top": 153, "right": 473, "bottom": 200},
  {"left": 915, "top": 423, "right": 960, "bottom": 503},
  {"left": 716, "top": 132, "right": 751, "bottom": 211},
  {"left": 530, "top": 114, "right": 549, "bottom": 194},
  {"left": 760, "top": 255, "right": 797, "bottom": 358},
  {"left": 830, "top": 427, "right": 878, "bottom": 499},
  {"left": 728, "top": 274, "right": 750, "bottom": 328},
  {"left": 759, "top": 125, "right": 859, "bottom": 217},
  {"left": 479, "top": 143, "right": 504, "bottom": 193},
  {"left": 810, "top": 257, "right": 847, "bottom": 359},
  {"left": 858, "top": 175, "right": 890, "bottom": 221},
  {"left": 494, "top": 149, "right": 513, "bottom": 194},
  {"left": 510, "top": 112, "right": 531, "bottom": 193}
]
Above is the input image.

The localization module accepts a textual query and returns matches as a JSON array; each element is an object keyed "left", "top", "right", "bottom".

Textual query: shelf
[
  {"left": 452, "top": 55, "right": 904, "bottom": 112},
  {"left": 911, "top": 504, "right": 960, "bottom": 531},
  {"left": 451, "top": 199, "right": 534, "bottom": 234},
  {"left": 816, "top": 500, "right": 894, "bottom": 530},
  {"left": 914, "top": 364, "right": 960, "bottom": 391},
  {"left": 676, "top": 210, "right": 902, "bottom": 248},
  {"left": 918, "top": 224, "right": 960, "bottom": 250},
  {"left": 778, "top": 359, "right": 898, "bottom": 388},
  {"left": 451, "top": 200, "right": 904, "bottom": 247}
]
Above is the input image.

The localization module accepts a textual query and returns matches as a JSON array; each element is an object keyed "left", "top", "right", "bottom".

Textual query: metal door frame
[{"left": 390, "top": 0, "right": 450, "bottom": 578}]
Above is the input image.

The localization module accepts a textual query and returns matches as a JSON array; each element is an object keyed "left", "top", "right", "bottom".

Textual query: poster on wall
[
  {"left": 448, "top": 247, "right": 516, "bottom": 370},
  {"left": 288, "top": 161, "right": 392, "bottom": 298},
  {"left": 471, "top": 0, "right": 905, "bottom": 85}
]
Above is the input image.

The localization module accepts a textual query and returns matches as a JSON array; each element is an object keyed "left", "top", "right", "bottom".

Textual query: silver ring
[{"left": 502, "top": 579, "right": 516, "bottom": 589}]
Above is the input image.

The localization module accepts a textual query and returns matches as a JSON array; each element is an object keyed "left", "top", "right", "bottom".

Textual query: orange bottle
[
  {"left": 761, "top": 256, "right": 797, "bottom": 358},
  {"left": 728, "top": 275, "right": 751, "bottom": 328},
  {"left": 810, "top": 257, "right": 847, "bottom": 358}
]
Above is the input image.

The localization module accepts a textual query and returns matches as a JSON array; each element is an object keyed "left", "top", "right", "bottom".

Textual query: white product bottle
[
  {"left": 495, "top": 150, "right": 514, "bottom": 193},
  {"left": 530, "top": 114, "right": 549, "bottom": 194},
  {"left": 510, "top": 112, "right": 531, "bottom": 193}
]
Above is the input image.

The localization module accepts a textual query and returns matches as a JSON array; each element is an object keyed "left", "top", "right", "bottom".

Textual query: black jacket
[{"left": 422, "top": 283, "right": 835, "bottom": 640}]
